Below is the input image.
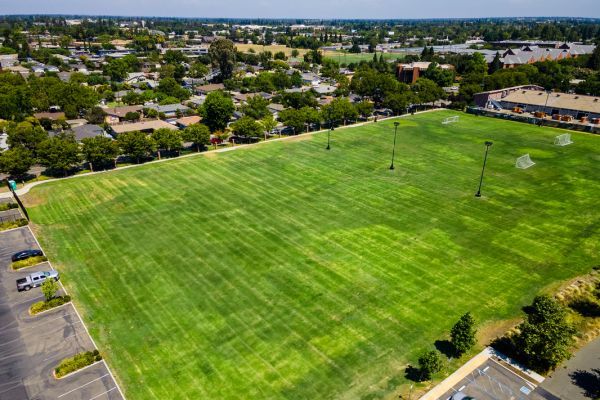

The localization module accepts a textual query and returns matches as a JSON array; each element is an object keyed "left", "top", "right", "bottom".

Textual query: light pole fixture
[
  {"left": 475, "top": 141, "right": 493, "bottom": 197},
  {"left": 389, "top": 121, "right": 400, "bottom": 170}
]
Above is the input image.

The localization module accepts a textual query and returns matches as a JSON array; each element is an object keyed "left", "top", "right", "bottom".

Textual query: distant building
[
  {"left": 103, "top": 105, "right": 144, "bottom": 124},
  {"left": 145, "top": 103, "right": 190, "bottom": 118},
  {"left": 396, "top": 62, "right": 453, "bottom": 84},
  {"left": 474, "top": 85, "right": 545, "bottom": 108}
]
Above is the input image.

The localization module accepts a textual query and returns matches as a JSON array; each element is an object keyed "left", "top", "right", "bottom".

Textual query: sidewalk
[{"left": 0, "top": 109, "right": 445, "bottom": 200}]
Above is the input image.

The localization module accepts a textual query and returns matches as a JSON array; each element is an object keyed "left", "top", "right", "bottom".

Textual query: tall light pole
[
  {"left": 327, "top": 120, "right": 333, "bottom": 150},
  {"left": 389, "top": 121, "right": 399, "bottom": 170},
  {"left": 475, "top": 141, "right": 493, "bottom": 198}
]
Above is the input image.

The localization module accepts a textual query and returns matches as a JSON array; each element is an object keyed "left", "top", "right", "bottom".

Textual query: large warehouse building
[{"left": 475, "top": 86, "right": 600, "bottom": 120}]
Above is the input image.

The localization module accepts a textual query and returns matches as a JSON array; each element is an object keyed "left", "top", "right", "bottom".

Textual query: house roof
[
  {"left": 501, "top": 90, "right": 600, "bottom": 114},
  {"left": 71, "top": 124, "right": 109, "bottom": 141},
  {"left": 111, "top": 119, "right": 179, "bottom": 135},
  {"left": 175, "top": 116, "right": 201, "bottom": 127},
  {"left": 103, "top": 105, "right": 143, "bottom": 118},
  {"left": 195, "top": 83, "right": 225, "bottom": 93},
  {"left": 146, "top": 103, "right": 190, "bottom": 114},
  {"left": 33, "top": 112, "right": 66, "bottom": 121}
]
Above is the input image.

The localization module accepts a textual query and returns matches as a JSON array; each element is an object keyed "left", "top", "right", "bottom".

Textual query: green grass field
[
  {"left": 323, "top": 51, "right": 403, "bottom": 65},
  {"left": 27, "top": 111, "right": 599, "bottom": 399}
]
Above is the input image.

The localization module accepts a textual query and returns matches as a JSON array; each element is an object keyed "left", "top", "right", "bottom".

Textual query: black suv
[{"left": 11, "top": 249, "right": 44, "bottom": 262}]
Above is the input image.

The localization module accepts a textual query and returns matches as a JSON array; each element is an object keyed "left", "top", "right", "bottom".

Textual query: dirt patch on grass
[
  {"left": 478, "top": 317, "right": 522, "bottom": 345},
  {"left": 22, "top": 189, "right": 48, "bottom": 208}
]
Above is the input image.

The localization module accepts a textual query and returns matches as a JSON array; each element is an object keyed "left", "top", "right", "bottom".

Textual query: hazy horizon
[{"left": 1, "top": 0, "right": 599, "bottom": 20}]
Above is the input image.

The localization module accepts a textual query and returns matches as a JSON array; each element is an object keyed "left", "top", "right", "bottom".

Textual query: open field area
[
  {"left": 26, "top": 111, "right": 599, "bottom": 399},
  {"left": 322, "top": 50, "right": 404, "bottom": 64},
  {"left": 235, "top": 43, "right": 308, "bottom": 57}
]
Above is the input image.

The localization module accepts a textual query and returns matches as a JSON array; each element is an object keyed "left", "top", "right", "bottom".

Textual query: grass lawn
[
  {"left": 235, "top": 44, "right": 307, "bottom": 58},
  {"left": 27, "top": 111, "right": 599, "bottom": 399},
  {"left": 323, "top": 51, "right": 404, "bottom": 64}
]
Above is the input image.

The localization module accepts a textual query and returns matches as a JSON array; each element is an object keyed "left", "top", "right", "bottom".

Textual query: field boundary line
[
  {"left": 0, "top": 108, "right": 446, "bottom": 200},
  {"left": 25, "top": 225, "right": 128, "bottom": 400}
]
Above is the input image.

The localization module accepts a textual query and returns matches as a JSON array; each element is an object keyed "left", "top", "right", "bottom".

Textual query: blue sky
[{"left": 2, "top": 0, "right": 599, "bottom": 19}]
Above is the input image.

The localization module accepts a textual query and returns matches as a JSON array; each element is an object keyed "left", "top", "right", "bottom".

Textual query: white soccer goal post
[
  {"left": 516, "top": 154, "right": 535, "bottom": 169},
  {"left": 554, "top": 133, "right": 573, "bottom": 146},
  {"left": 442, "top": 116, "right": 459, "bottom": 125}
]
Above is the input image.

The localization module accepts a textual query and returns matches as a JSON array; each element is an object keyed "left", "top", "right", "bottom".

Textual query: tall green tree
[
  {"left": 41, "top": 278, "right": 59, "bottom": 302},
  {"left": 182, "top": 123, "right": 211, "bottom": 152},
  {"left": 151, "top": 128, "right": 183, "bottom": 159},
  {"left": 241, "top": 95, "right": 270, "bottom": 120},
  {"left": 37, "top": 132, "right": 81, "bottom": 176},
  {"left": 209, "top": 39, "right": 236, "bottom": 80},
  {"left": 513, "top": 295, "right": 576, "bottom": 372},
  {"left": 81, "top": 136, "right": 120, "bottom": 171},
  {"left": 7, "top": 121, "right": 48, "bottom": 157},
  {"left": 118, "top": 131, "right": 155, "bottom": 163},
  {"left": 230, "top": 116, "right": 262, "bottom": 138},
  {"left": 450, "top": 312, "right": 477, "bottom": 356},
  {"left": 201, "top": 91, "right": 235, "bottom": 132},
  {"left": 0, "top": 146, "right": 34, "bottom": 178},
  {"left": 259, "top": 114, "right": 278, "bottom": 140}
]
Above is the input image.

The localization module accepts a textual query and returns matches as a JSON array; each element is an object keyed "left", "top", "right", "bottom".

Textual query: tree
[
  {"left": 513, "top": 295, "right": 576, "bottom": 372},
  {"left": 355, "top": 100, "right": 374, "bottom": 119},
  {"left": 124, "top": 111, "right": 140, "bottom": 122},
  {"left": 0, "top": 146, "right": 34, "bottom": 178},
  {"left": 325, "top": 97, "right": 358, "bottom": 125},
  {"left": 7, "top": 121, "right": 48, "bottom": 157},
  {"left": 588, "top": 45, "right": 600, "bottom": 70},
  {"left": 451, "top": 312, "right": 477, "bottom": 356},
  {"left": 241, "top": 95, "right": 270, "bottom": 120},
  {"left": 201, "top": 91, "right": 235, "bottom": 132},
  {"left": 86, "top": 106, "right": 107, "bottom": 125},
  {"left": 189, "top": 62, "right": 209, "bottom": 79},
  {"left": 412, "top": 78, "right": 445, "bottom": 105},
  {"left": 37, "top": 132, "right": 81, "bottom": 176},
  {"left": 489, "top": 52, "right": 502, "bottom": 74},
  {"left": 291, "top": 49, "right": 300, "bottom": 58},
  {"left": 230, "top": 116, "right": 262, "bottom": 138},
  {"left": 423, "top": 63, "right": 455, "bottom": 87},
  {"left": 151, "top": 128, "right": 183, "bottom": 159},
  {"left": 118, "top": 131, "right": 155, "bottom": 163},
  {"left": 209, "top": 38, "right": 236, "bottom": 80},
  {"left": 157, "top": 77, "right": 190, "bottom": 101},
  {"left": 417, "top": 350, "right": 443, "bottom": 381},
  {"left": 259, "top": 114, "right": 277, "bottom": 141},
  {"left": 81, "top": 136, "right": 120, "bottom": 171},
  {"left": 41, "top": 278, "right": 59, "bottom": 302},
  {"left": 182, "top": 123, "right": 210, "bottom": 152}
]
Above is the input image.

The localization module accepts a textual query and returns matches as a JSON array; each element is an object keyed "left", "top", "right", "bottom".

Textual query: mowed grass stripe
[{"left": 28, "top": 111, "right": 599, "bottom": 399}]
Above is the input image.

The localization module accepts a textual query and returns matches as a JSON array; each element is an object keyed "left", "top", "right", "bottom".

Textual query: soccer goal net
[
  {"left": 554, "top": 133, "right": 573, "bottom": 146},
  {"left": 516, "top": 154, "right": 535, "bottom": 169},
  {"left": 442, "top": 116, "right": 459, "bottom": 125}
]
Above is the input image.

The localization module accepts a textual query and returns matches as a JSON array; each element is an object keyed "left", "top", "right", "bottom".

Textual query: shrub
[
  {"left": 41, "top": 278, "right": 60, "bottom": 301},
  {"left": 30, "top": 295, "right": 71, "bottom": 315},
  {"left": 0, "top": 202, "right": 18, "bottom": 211},
  {"left": 0, "top": 218, "right": 28, "bottom": 232},
  {"left": 54, "top": 350, "right": 102, "bottom": 378},
  {"left": 12, "top": 255, "right": 48, "bottom": 270}
]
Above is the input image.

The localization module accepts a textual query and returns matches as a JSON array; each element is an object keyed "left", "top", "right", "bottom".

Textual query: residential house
[
  {"left": 110, "top": 120, "right": 179, "bottom": 136},
  {"left": 103, "top": 105, "right": 144, "bottom": 124},
  {"left": 145, "top": 103, "right": 191, "bottom": 118},
  {"left": 194, "top": 83, "right": 225, "bottom": 95},
  {"left": 174, "top": 116, "right": 202, "bottom": 129}
]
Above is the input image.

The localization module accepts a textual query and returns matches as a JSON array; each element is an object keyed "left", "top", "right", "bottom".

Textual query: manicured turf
[
  {"left": 27, "top": 111, "right": 599, "bottom": 399},
  {"left": 323, "top": 50, "right": 404, "bottom": 64}
]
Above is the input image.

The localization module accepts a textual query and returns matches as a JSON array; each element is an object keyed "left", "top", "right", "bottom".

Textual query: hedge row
[
  {"left": 12, "top": 255, "right": 48, "bottom": 270},
  {"left": 30, "top": 295, "right": 72, "bottom": 315},
  {"left": 0, "top": 218, "right": 28, "bottom": 232},
  {"left": 0, "top": 202, "right": 18, "bottom": 212},
  {"left": 55, "top": 350, "right": 102, "bottom": 378}
]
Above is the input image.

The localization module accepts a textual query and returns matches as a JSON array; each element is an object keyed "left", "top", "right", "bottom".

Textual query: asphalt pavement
[{"left": 0, "top": 226, "right": 124, "bottom": 400}]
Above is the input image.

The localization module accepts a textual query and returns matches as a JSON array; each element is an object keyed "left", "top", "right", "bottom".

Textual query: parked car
[
  {"left": 11, "top": 249, "right": 44, "bottom": 262},
  {"left": 16, "top": 270, "right": 59, "bottom": 292}
]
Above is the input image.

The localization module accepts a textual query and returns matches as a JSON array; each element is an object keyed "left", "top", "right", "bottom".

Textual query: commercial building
[{"left": 396, "top": 62, "right": 453, "bottom": 84}]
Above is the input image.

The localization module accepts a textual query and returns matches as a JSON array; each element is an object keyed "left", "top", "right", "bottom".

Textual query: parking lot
[
  {"left": 438, "top": 357, "right": 557, "bottom": 400},
  {"left": 0, "top": 226, "right": 124, "bottom": 400}
]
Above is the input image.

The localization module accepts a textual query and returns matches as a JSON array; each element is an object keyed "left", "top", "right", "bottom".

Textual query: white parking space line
[
  {"left": 87, "top": 386, "right": 117, "bottom": 400},
  {"left": 11, "top": 294, "right": 45, "bottom": 307},
  {"left": 57, "top": 373, "right": 110, "bottom": 398},
  {"left": 0, "top": 382, "right": 23, "bottom": 395},
  {"left": 0, "top": 311, "right": 75, "bottom": 335}
]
